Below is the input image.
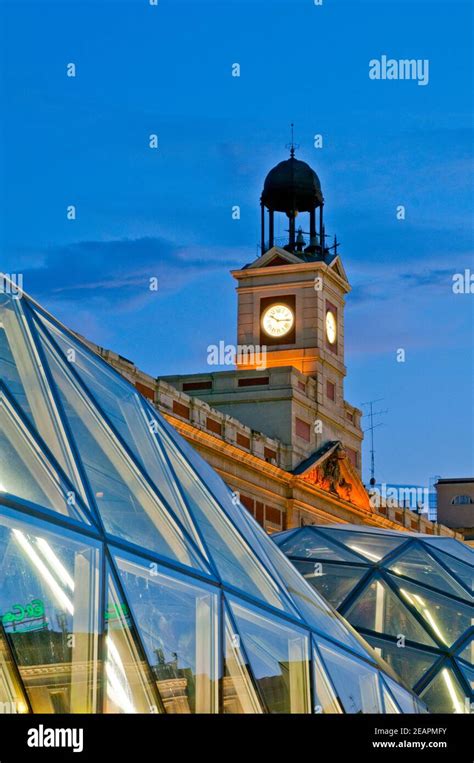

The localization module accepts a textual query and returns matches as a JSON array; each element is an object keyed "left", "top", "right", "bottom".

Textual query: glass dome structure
[
  {"left": 275, "top": 524, "right": 474, "bottom": 713},
  {"left": 0, "top": 277, "right": 425, "bottom": 714}
]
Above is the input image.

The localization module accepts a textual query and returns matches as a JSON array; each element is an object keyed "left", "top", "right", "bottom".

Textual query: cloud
[{"left": 16, "top": 236, "right": 240, "bottom": 313}]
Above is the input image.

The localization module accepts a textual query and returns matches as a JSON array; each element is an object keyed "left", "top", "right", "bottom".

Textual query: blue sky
[{"left": 1, "top": 0, "right": 473, "bottom": 487}]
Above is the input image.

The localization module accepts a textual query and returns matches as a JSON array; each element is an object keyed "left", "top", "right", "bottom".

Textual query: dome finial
[{"left": 285, "top": 122, "right": 299, "bottom": 158}]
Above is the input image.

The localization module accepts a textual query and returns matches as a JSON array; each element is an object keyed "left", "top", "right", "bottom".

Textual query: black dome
[{"left": 262, "top": 156, "right": 323, "bottom": 213}]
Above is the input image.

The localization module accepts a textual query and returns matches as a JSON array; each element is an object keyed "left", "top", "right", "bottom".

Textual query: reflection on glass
[
  {"left": 0, "top": 509, "right": 100, "bottom": 713},
  {"left": 113, "top": 550, "right": 218, "bottom": 713},
  {"left": 312, "top": 644, "right": 341, "bottom": 713},
  {"left": 365, "top": 636, "right": 438, "bottom": 689},
  {"left": 382, "top": 685, "right": 400, "bottom": 713},
  {"left": 223, "top": 609, "right": 262, "bottom": 713},
  {"left": 104, "top": 566, "right": 160, "bottom": 713},
  {"left": 36, "top": 314, "right": 208, "bottom": 559},
  {"left": 395, "top": 578, "right": 472, "bottom": 647},
  {"left": 317, "top": 640, "right": 382, "bottom": 713},
  {"left": 0, "top": 392, "right": 87, "bottom": 522},
  {"left": 327, "top": 530, "right": 407, "bottom": 562},
  {"left": 388, "top": 546, "right": 470, "bottom": 601},
  {"left": 294, "top": 560, "right": 367, "bottom": 609},
  {"left": 37, "top": 328, "right": 204, "bottom": 572},
  {"left": 0, "top": 626, "right": 29, "bottom": 713},
  {"left": 347, "top": 577, "right": 437, "bottom": 647},
  {"left": 420, "top": 669, "right": 467, "bottom": 714},
  {"left": 277, "top": 527, "right": 362, "bottom": 562},
  {"left": 227, "top": 596, "right": 311, "bottom": 714}
]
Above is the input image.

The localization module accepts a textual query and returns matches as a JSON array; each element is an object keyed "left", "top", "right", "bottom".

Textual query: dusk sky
[{"left": 1, "top": 0, "right": 473, "bottom": 487}]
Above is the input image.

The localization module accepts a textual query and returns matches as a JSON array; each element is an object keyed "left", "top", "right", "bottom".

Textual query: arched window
[{"left": 451, "top": 495, "right": 474, "bottom": 505}]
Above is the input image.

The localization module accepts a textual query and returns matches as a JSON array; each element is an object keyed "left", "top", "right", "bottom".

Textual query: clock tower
[{"left": 163, "top": 149, "right": 363, "bottom": 473}]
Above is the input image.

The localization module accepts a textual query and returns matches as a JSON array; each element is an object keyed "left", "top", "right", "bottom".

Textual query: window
[
  {"left": 326, "top": 381, "right": 336, "bottom": 402},
  {"left": 451, "top": 495, "right": 473, "bottom": 505},
  {"left": 295, "top": 418, "right": 311, "bottom": 442}
]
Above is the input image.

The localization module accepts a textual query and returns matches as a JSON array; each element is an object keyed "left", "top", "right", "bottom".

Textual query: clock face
[
  {"left": 261, "top": 303, "right": 295, "bottom": 339},
  {"left": 326, "top": 310, "right": 337, "bottom": 345}
]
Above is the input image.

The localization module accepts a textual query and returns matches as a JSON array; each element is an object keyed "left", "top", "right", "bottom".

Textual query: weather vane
[{"left": 285, "top": 122, "right": 300, "bottom": 157}]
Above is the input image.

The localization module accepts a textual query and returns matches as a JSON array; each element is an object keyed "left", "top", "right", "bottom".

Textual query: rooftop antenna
[
  {"left": 285, "top": 122, "right": 299, "bottom": 158},
  {"left": 361, "top": 398, "right": 388, "bottom": 486}
]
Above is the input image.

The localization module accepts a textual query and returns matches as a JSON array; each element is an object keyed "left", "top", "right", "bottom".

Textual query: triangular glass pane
[
  {"left": 457, "top": 639, "right": 473, "bottom": 666},
  {"left": 420, "top": 668, "right": 467, "bottom": 714},
  {"left": 346, "top": 577, "right": 437, "bottom": 647},
  {"left": 277, "top": 527, "right": 363, "bottom": 562},
  {"left": 312, "top": 643, "right": 342, "bottom": 713},
  {"left": 317, "top": 639, "right": 383, "bottom": 713},
  {"left": 35, "top": 312, "right": 208, "bottom": 560},
  {"left": 104, "top": 565, "right": 162, "bottom": 713},
  {"left": 455, "top": 659, "right": 474, "bottom": 692},
  {"left": 365, "top": 635, "right": 440, "bottom": 689},
  {"left": 0, "top": 626, "right": 29, "bottom": 713},
  {"left": 387, "top": 574, "right": 474, "bottom": 648},
  {"left": 37, "top": 329, "right": 208, "bottom": 573},
  {"left": 426, "top": 547, "right": 473, "bottom": 594},
  {"left": 223, "top": 607, "right": 263, "bottom": 713},
  {"left": 293, "top": 560, "right": 368, "bottom": 609},
  {"left": 325, "top": 529, "right": 408, "bottom": 562},
  {"left": 383, "top": 676, "right": 418, "bottom": 713},
  {"left": 226, "top": 595, "right": 311, "bottom": 714},
  {"left": 161, "top": 435, "right": 299, "bottom": 616},
  {"left": 237, "top": 503, "right": 373, "bottom": 658},
  {"left": 113, "top": 550, "right": 219, "bottom": 713},
  {"left": 0, "top": 294, "right": 90, "bottom": 507},
  {"left": 0, "top": 391, "right": 90, "bottom": 523},
  {"left": 422, "top": 537, "right": 474, "bottom": 566},
  {"left": 382, "top": 684, "right": 401, "bottom": 713},
  {"left": 387, "top": 545, "right": 471, "bottom": 601},
  {"left": 0, "top": 506, "right": 101, "bottom": 713}
]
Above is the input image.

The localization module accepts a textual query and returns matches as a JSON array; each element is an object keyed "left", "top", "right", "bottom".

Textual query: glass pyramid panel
[
  {"left": 35, "top": 313, "right": 208, "bottom": 559},
  {"left": 0, "top": 390, "right": 89, "bottom": 523},
  {"left": 420, "top": 668, "right": 467, "bottom": 714},
  {"left": 382, "top": 683, "right": 401, "bottom": 713},
  {"left": 0, "top": 506, "right": 101, "bottom": 713},
  {"left": 427, "top": 547, "right": 473, "bottom": 594},
  {"left": 223, "top": 608, "right": 263, "bottom": 713},
  {"left": 388, "top": 575, "right": 473, "bottom": 648},
  {"left": 346, "top": 577, "right": 437, "bottom": 647},
  {"left": 317, "top": 640, "right": 383, "bottom": 713},
  {"left": 293, "top": 560, "right": 368, "bottom": 609},
  {"left": 383, "top": 675, "right": 418, "bottom": 713},
  {"left": 104, "top": 564, "right": 162, "bottom": 714},
  {"left": 0, "top": 294, "right": 89, "bottom": 505},
  {"left": 326, "top": 529, "right": 408, "bottom": 563},
  {"left": 276, "top": 526, "right": 363, "bottom": 562},
  {"left": 387, "top": 545, "right": 471, "bottom": 601},
  {"left": 365, "top": 636, "right": 439, "bottom": 689},
  {"left": 455, "top": 659, "right": 474, "bottom": 692},
  {"left": 423, "top": 537, "right": 474, "bottom": 566},
  {"left": 0, "top": 626, "right": 29, "bottom": 713},
  {"left": 226, "top": 595, "right": 311, "bottom": 714},
  {"left": 160, "top": 434, "right": 298, "bottom": 615},
  {"left": 113, "top": 549, "right": 219, "bottom": 713},
  {"left": 37, "top": 330, "right": 207, "bottom": 573},
  {"left": 457, "top": 639, "right": 473, "bottom": 666},
  {"left": 312, "top": 644, "right": 342, "bottom": 713}
]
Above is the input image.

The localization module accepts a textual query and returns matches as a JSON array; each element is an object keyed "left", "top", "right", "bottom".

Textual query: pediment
[
  {"left": 246, "top": 247, "right": 303, "bottom": 270},
  {"left": 293, "top": 442, "right": 371, "bottom": 510}
]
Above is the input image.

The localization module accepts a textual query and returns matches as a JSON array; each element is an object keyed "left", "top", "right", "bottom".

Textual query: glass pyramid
[
  {"left": 0, "top": 276, "right": 425, "bottom": 714},
  {"left": 275, "top": 524, "right": 474, "bottom": 713}
]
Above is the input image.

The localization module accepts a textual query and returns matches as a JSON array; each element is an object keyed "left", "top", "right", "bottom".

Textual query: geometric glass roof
[
  {"left": 275, "top": 524, "right": 474, "bottom": 713},
  {"left": 0, "top": 277, "right": 426, "bottom": 713}
]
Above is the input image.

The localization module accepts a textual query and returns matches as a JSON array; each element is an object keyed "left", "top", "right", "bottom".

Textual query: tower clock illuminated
[
  {"left": 325, "top": 310, "right": 337, "bottom": 345},
  {"left": 261, "top": 303, "right": 295, "bottom": 339}
]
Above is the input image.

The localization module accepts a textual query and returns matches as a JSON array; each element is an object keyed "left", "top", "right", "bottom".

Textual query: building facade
[
  {"left": 76, "top": 152, "right": 461, "bottom": 542},
  {"left": 436, "top": 479, "right": 474, "bottom": 545}
]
